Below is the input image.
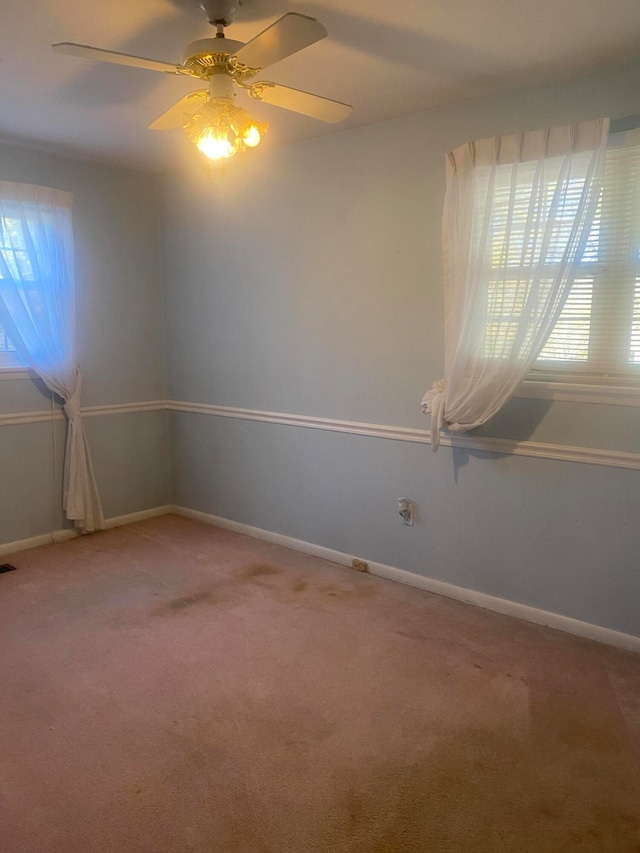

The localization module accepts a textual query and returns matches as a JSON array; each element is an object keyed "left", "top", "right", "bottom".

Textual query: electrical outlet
[
  {"left": 397, "top": 498, "right": 414, "bottom": 526},
  {"left": 352, "top": 559, "right": 369, "bottom": 572}
]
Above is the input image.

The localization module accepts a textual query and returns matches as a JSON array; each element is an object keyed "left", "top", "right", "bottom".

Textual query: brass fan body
[{"left": 181, "top": 38, "right": 259, "bottom": 85}]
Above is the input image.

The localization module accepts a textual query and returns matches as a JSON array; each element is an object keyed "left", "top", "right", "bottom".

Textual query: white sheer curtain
[
  {"left": 0, "top": 181, "right": 103, "bottom": 532},
  {"left": 422, "top": 118, "right": 610, "bottom": 450}
]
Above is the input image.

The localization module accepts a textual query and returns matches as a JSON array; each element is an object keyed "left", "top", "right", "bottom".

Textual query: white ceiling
[{"left": 2, "top": 0, "right": 640, "bottom": 170}]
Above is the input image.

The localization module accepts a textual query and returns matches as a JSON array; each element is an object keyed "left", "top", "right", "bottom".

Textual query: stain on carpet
[
  {"left": 160, "top": 591, "right": 221, "bottom": 613},
  {"left": 319, "top": 583, "right": 376, "bottom": 602},
  {"left": 338, "top": 720, "right": 640, "bottom": 852},
  {"left": 236, "top": 563, "right": 282, "bottom": 582},
  {"left": 2, "top": 515, "right": 639, "bottom": 853}
]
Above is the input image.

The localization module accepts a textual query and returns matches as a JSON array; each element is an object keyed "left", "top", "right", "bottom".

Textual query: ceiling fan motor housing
[
  {"left": 183, "top": 37, "right": 246, "bottom": 64},
  {"left": 199, "top": 0, "right": 241, "bottom": 26},
  {"left": 181, "top": 38, "right": 252, "bottom": 81}
]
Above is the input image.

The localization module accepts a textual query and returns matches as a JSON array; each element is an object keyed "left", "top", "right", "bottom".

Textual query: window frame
[
  {"left": 516, "top": 376, "right": 640, "bottom": 407},
  {"left": 510, "top": 129, "right": 640, "bottom": 399},
  {"left": 0, "top": 198, "right": 40, "bottom": 375}
]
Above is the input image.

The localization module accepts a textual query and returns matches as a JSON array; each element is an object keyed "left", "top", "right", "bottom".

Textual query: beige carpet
[{"left": 1, "top": 514, "right": 639, "bottom": 852}]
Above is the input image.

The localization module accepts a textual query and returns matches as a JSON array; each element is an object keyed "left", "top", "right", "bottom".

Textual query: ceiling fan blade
[
  {"left": 251, "top": 83, "right": 352, "bottom": 123},
  {"left": 235, "top": 13, "right": 327, "bottom": 70},
  {"left": 52, "top": 43, "right": 188, "bottom": 75},
  {"left": 149, "top": 91, "right": 208, "bottom": 130}
]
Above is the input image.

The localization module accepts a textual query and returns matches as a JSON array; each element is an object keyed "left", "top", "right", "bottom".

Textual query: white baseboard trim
[
  {"left": 174, "top": 505, "right": 640, "bottom": 654},
  {"left": 102, "top": 505, "right": 174, "bottom": 529},
  {"left": 0, "top": 505, "right": 173, "bottom": 558},
  {"left": 3, "top": 503, "right": 638, "bottom": 654},
  {"left": 0, "top": 528, "right": 77, "bottom": 557}
]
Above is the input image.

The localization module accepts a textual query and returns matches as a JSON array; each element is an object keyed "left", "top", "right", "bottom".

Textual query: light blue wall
[
  {"left": 171, "top": 413, "right": 640, "bottom": 636},
  {"left": 161, "top": 58, "right": 640, "bottom": 636},
  {"left": 3, "top": 60, "right": 639, "bottom": 636},
  {"left": 0, "top": 142, "right": 170, "bottom": 544}
]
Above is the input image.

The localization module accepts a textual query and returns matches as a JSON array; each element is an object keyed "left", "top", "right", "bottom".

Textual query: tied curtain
[
  {"left": 0, "top": 181, "right": 103, "bottom": 532},
  {"left": 422, "top": 118, "right": 610, "bottom": 450}
]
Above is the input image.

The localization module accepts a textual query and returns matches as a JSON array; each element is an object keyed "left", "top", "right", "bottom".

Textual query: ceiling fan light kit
[
  {"left": 179, "top": 44, "right": 267, "bottom": 168},
  {"left": 184, "top": 98, "right": 268, "bottom": 162},
  {"left": 52, "top": 0, "right": 352, "bottom": 174}
]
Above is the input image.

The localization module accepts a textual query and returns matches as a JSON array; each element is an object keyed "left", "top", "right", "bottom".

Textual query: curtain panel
[
  {"left": 422, "top": 118, "right": 610, "bottom": 450},
  {"left": 0, "top": 181, "right": 103, "bottom": 532}
]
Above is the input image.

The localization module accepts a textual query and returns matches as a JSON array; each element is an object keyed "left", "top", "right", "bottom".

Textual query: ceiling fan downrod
[{"left": 198, "top": 0, "right": 241, "bottom": 27}]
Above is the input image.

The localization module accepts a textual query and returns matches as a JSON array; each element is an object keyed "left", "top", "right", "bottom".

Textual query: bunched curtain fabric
[
  {"left": 0, "top": 181, "right": 103, "bottom": 532},
  {"left": 422, "top": 118, "right": 610, "bottom": 450}
]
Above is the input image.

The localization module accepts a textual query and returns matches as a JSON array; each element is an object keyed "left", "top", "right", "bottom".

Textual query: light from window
[
  {"left": 484, "top": 137, "right": 640, "bottom": 381},
  {"left": 0, "top": 213, "right": 30, "bottom": 368},
  {"left": 631, "top": 278, "right": 640, "bottom": 364},
  {"left": 0, "top": 325, "right": 14, "bottom": 352},
  {"left": 0, "top": 323, "right": 25, "bottom": 368},
  {"left": 1, "top": 214, "right": 35, "bottom": 281},
  {"left": 538, "top": 278, "right": 593, "bottom": 362}
]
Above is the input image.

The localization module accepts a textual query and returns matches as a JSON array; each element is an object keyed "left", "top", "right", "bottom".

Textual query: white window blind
[
  {"left": 0, "top": 325, "right": 13, "bottom": 351},
  {"left": 535, "top": 136, "right": 640, "bottom": 378},
  {"left": 0, "top": 327, "right": 23, "bottom": 367},
  {"left": 0, "top": 212, "right": 27, "bottom": 367},
  {"left": 484, "top": 132, "right": 640, "bottom": 382}
]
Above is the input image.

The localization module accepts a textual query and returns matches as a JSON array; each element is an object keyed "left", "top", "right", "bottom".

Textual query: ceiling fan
[{"left": 52, "top": 0, "right": 353, "bottom": 165}]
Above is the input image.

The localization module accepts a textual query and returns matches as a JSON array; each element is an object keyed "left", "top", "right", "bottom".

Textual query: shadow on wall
[
  {"left": 28, "top": 374, "right": 62, "bottom": 407},
  {"left": 446, "top": 397, "right": 554, "bottom": 481}
]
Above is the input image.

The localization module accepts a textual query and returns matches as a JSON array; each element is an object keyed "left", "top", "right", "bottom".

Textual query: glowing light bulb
[
  {"left": 184, "top": 100, "right": 268, "bottom": 171},
  {"left": 196, "top": 130, "right": 235, "bottom": 160},
  {"left": 242, "top": 124, "right": 262, "bottom": 148}
]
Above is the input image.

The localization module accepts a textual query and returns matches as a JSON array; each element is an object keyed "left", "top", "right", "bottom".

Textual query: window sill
[
  {"left": 516, "top": 379, "right": 640, "bottom": 407},
  {"left": 0, "top": 367, "right": 34, "bottom": 381}
]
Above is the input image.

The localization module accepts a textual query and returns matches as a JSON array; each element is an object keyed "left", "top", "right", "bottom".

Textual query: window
[
  {"left": 0, "top": 207, "right": 30, "bottom": 369},
  {"left": 0, "top": 323, "right": 25, "bottom": 368},
  {"left": 485, "top": 132, "right": 640, "bottom": 385}
]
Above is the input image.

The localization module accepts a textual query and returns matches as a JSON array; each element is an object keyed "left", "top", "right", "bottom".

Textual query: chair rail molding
[
  {"left": 3, "top": 397, "right": 640, "bottom": 472},
  {"left": 0, "top": 400, "right": 167, "bottom": 427},
  {"left": 167, "top": 399, "right": 640, "bottom": 472}
]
